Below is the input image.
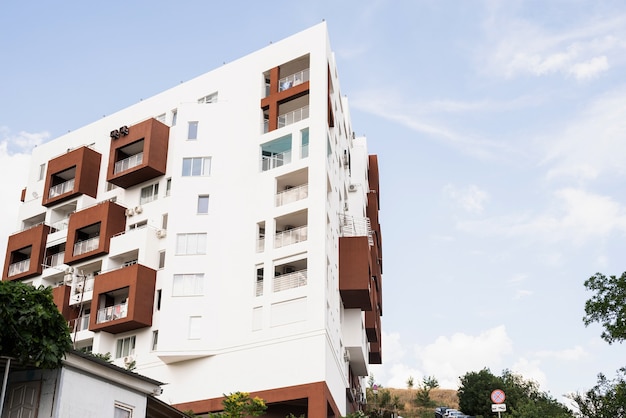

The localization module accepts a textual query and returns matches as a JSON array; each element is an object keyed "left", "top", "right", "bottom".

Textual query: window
[
  {"left": 139, "top": 183, "right": 159, "bottom": 205},
  {"left": 197, "top": 195, "right": 209, "bottom": 214},
  {"left": 165, "top": 178, "right": 171, "bottom": 196},
  {"left": 156, "top": 113, "right": 166, "bottom": 123},
  {"left": 176, "top": 233, "right": 207, "bottom": 255},
  {"left": 156, "top": 289, "right": 162, "bottom": 310},
  {"left": 162, "top": 213, "right": 168, "bottom": 229},
  {"left": 114, "top": 402, "right": 133, "bottom": 418},
  {"left": 158, "top": 250, "right": 166, "bottom": 269},
  {"left": 187, "top": 121, "right": 198, "bottom": 140},
  {"left": 182, "top": 157, "right": 211, "bottom": 176},
  {"left": 106, "top": 182, "right": 117, "bottom": 192},
  {"left": 173, "top": 273, "right": 204, "bottom": 296},
  {"left": 151, "top": 330, "right": 159, "bottom": 351},
  {"left": 198, "top": 92, "right": 218, "bottom": 104},
  {"left": 115, "top": 336, "right": 136, "bottom": 358},
  {"left": 188, "top": 316, "right": 202, "bottom": 339},
  {"left": 38, "top": 163, "right": 46, "bottom": 181},
  {"left": 171, "top": 109, "right": 177, "bottom": 126}
]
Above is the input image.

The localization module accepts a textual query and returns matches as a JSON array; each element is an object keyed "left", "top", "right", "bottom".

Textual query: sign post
[{"left": 490, "top": 389, "right": 506, "bottom": 418}]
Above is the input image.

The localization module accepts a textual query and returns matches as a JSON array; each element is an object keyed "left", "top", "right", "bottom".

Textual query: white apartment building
[{"left": 2, "top": 23, "right": 383, "bottom": 418}]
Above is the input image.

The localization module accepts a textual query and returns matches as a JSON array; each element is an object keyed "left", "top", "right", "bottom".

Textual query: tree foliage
[
  {"left": 0, "top": 281, "right": 72, "bottom": 368},
  {"left": 458, "top": 368, "right": 573, "bottom": 418},
  {"left": 583, "top": 272, "right": 626, "bottom": 344},
  {"left": 567, "top": 368, "right": 626, "bottom": 418},
  {"left": 208, "top": 392, "right": 267, "bottom": 418},
  {"left": 414, "top": 376, "right": 439, "bottom": 407}
]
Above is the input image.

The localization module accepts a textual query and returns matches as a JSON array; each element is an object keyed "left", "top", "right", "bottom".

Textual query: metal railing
[
  {"left": 274, "top": 269, "right": 308, "bottom": 292},
  {"left": 74, "top": 236, "right": 100, "bottom": 256},
  {"left": 50, "top": 219, "right": 69, "bottom": 233},
  {"left": 261, "top": 150, "right": 291, "bottom": 171},
  {"left": 278, "top": 105, "right": 309, "bottom": 128},
  {"left": 48, "top": 178, "right": 75, "bottom": 198},
  {"left": 114, "top": 152, "right": 143, "bottom": 174},
  {"left": 275, "top": 184, "right": 308, "bottom": 206},
  {"left": 256, "top": 279, "right": 263, "bottom": 297},
  {"left": 274, "top": 225, "right": 308, "bottom": 248},
  {"left": 278, "top": 68, "right": 310, "bottom": 91},
  {"left": 44, "top": 252, "right": 65, "bottom": 268},
  {"left": 339, "top": 215, "right": 374, "bottom": 246},
  {"left": 97, "top": 303, "right": 128, "bottom": 323},
  {"left": 8, "top": 259, "right": 30, "bottom": 276}
]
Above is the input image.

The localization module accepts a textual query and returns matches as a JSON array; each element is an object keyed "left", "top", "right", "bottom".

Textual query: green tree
[
  {"left": 567, "top": 368, "right": 626, "bottom": 418},
  {"left": 406, "top": 376, "right": 414, "bottom": 390},
  {"left": 414, "top": 376, "right": 439, "bottom": 407},
  {"left": 0, "top": 281, "right": 72, "bottom": 368},
  {"left": 583, "top": 272, "right": 626, "bottom": 344},
  {"left": 458, "top": 368, "right": 573, "bottom": 418},
  {"left": 209, "top": 392, "right": 267, "bottom": 418}
]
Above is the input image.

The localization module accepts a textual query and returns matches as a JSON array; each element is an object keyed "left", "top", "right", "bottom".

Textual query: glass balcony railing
[
  {"left": 48, "top": 178, "right": 75, "bottom": 198},
  {"left": 275, "top": 184, "right": 308, "bottom": 206},
  {"left": 114, "top": 152, "right": 143, "bottom": 174},
  {"left": 50, "top": 219, "right": 69, "bottom": 233},
  {"left": 69, "top": 314, "right": 91, "bottom": 332},
  {"left": 274, "top": 269, "right": 308, "bottom": 292},
  {"left": 256, "top": 237, "right": 265, "bottom": 253},
  {"left": 45, "top": 252, "right": 65, "bottom": 268},
  {"left": 97, "top": 303, "right": 128, "bottom": 324},
  {"left": 278, "top": 69, "right": 310, "bottom": 91},
  {"left": 8, "top": 259, "right": 30, "bottom": 276},
  {"left": 274, "top": 225, "right": 308, "bottom": 248},
  {"left": 278, "top": 105, "right": 309, "bottom": 129},
  {"left": 261, "top": 150, "right": 291, "bottom": 172},
  {"left": 74, "top": 236, "right": 100, "bottom": 256}
]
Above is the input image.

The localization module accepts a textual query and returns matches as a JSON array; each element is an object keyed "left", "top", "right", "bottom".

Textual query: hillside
[{"left": 383, "top": 388, "right": 458, "bottom": 418}]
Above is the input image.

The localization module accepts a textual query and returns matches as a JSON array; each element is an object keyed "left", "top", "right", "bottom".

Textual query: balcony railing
[
  {"left": 97, "top": 302, "right": 128, "bottom": 324},
  {"left": 69, "top": 314, "right": 91, "bottom": 332},
  {"left": 278, "top": 68, "right": 310, "bottom": 91},
  {"left": 275, "top": 184, "right": 308, "bottom": 206},
  {"left": 302, "top": 143, "right": 309, "bottom": 158},
  {"left": 278, "top": 105, "right": 309, "bottom": 129},
  {"left": 73, "top": 236, "right": 100, "bottom": 256},
  {"left": 274, "top": 269, "right": 308, "bottom": 292},
  {"left": 50, "top": 219, "right": 69, "bottom": 233},
  {"left": 256, "top": 237, "right": 265, "bottom": 253},
  {"left": 340, "top": 215, "right": 374, "bottom": 246},
  {"left": 261, "top": 150, "right": 291, "bottom": 172},
  {"left": 256, "top": 279, "right": 263, "bottom": 297},
  {"left": 275, "top": 225, "right": 308, "bottom": 248},
  {"left": 48, "top": 178, "right": 75, "bottom": 198},
  {"left": 114, "top": 152, "right": 143, "bottom": 174},
  {"left": 8, "top": 259, "right": 30, "bottom": 276},
  {"left": 44, "top": 252, "right": 65, "bottom": 268}
]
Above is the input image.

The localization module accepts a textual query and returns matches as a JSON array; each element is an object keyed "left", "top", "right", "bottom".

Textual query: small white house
[{"left": 0, "top": 351, "right": 187, "bottom": 418}]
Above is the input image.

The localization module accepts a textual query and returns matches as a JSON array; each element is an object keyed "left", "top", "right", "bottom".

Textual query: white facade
[{"left": 3, "top": 23, "right": 383, "bottom": 417}]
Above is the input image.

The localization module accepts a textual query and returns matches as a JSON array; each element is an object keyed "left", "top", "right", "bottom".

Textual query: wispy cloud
[
  {"left": 443, "top": 184, "right": 490, "bottom": 214},
  {"left": 480, "top": 8, "right": 626, "bottom": 80}
]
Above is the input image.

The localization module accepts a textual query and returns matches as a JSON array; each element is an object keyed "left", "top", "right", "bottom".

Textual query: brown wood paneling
[{"left": 2, "top": 223, "right": 50, "bottom": 281}]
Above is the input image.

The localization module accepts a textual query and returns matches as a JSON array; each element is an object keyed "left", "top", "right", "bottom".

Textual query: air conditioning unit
[
  {"left": 76, "top": 282, "right": 84, "bottom": 291},
  {"left": 134, "top": 206, "right": 143, "bottom": 214},
  {"left": 125, "top": 208, "right": 135, "bottom": 217},
  {"left": 344, "top": 349, "right": 351, "bottom": 362},
  {"left": 348, "top": 184, "right": 357, "bottom": 192},
  {"left": 156, "top": 229, "right": 167, "bottom": 238},
  {"left": 123, "top": 355, "right": 135, "bottom": 365}
]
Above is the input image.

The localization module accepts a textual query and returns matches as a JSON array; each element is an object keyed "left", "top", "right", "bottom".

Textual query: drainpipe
[{"left": 0, "top": 356, "right": 12, "bottom": 417}]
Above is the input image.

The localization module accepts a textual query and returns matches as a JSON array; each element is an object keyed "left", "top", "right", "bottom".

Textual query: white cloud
[
  {"left": 444, "top": 184, "right": 489, "bottom": 214},
  {"left": 534, "top": 346, "right": 588, "bottom": 361},
  {"left": 480, "top": 10, "right": 626, "bottom": 80},
  {"left": 0, "top": 128, "right": 49, "bottom": 260},
  {"left": 510, "top": 357, "right": 547, "bottom": 388}
]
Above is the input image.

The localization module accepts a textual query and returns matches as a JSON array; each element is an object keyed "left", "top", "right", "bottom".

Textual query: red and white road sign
[{"left": 491, "top": 389, "right": 506, "bottom": 404}]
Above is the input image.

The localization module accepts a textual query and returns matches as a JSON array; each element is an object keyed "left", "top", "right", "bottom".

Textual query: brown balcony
[
  {"left": 64, "top": 201, "right": 126, "bottom": 265},
  {"left": 42, "top": 146, "right": 102, "bottom": 207},
  {"left": 339, "top": 236, "right": 373, "bottom": 311},
  {"left": 89, "top": 263, "right": 156, "bottom": 334},
  {"left": 369, "top": 340, "right": 382, "bottom": 365},
  {"left": 52, "top": 285, "right": 78, "bottom": 322},
  {"left": 106, "top": 118, "right": 169, "bottom": 189},
  {"left": 3, "top": 223, "right": 50, "bottom": 281}
]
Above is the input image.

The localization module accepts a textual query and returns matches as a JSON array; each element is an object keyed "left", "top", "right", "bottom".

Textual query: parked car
[{"left": 435, "top": 406, "right": 450, "bottom": 418}]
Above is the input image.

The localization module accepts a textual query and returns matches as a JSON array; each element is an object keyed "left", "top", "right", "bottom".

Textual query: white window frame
[
  {"left": 114, "top": 402, "right": 134, "bottom": 418},
  {"left": 139, "top": 183, "right": 159, "bottom": 205},
  {"left": 197, "top": 195, "right": 209, "bottom": 214},
  {"left": 115, "top": 336, "right": 136, "bottom": 359},
  {"left": 187, "top": 121, "right": 199, "bottom": 140},
  {"left": 175, "top": 233, "right": 207, "bottom": 255},
  {"left": 182, "top": 157, "right": 211, "bottom": 177},
  {"left": 198, "top": 92, "right": 218, "bottom": 104},
  {"left": 173, "top": 273, "right": 204, "bottom": 296}
]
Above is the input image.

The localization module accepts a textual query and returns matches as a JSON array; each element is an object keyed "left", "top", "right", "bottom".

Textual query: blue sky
[{"left": 2, "top": 0, "right": 626, "bottom": 407}]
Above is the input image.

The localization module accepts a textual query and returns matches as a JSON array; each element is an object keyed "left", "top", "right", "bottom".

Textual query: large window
[
  {"left": 176, "top": 233, "right": 207, "bottom": 255},
  {"left": 173, "top": 273, "right": 204, "bottom": 296},
  {"left": 140, "top": 183, "right": 159, "bottom": 205},
  {"left": 182, "top": 157, "right": 211, "bottom": 177},
  {"left": 115, "top": 336, "right": 136, "bottom": 358}
]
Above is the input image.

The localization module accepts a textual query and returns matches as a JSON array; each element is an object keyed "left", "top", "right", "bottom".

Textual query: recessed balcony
[
  {"left": 3, "top": 223, "right": 50, "bottom": 281},
  {"left": 42, "top": 146, "right": 101, "bottom": 207}
]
